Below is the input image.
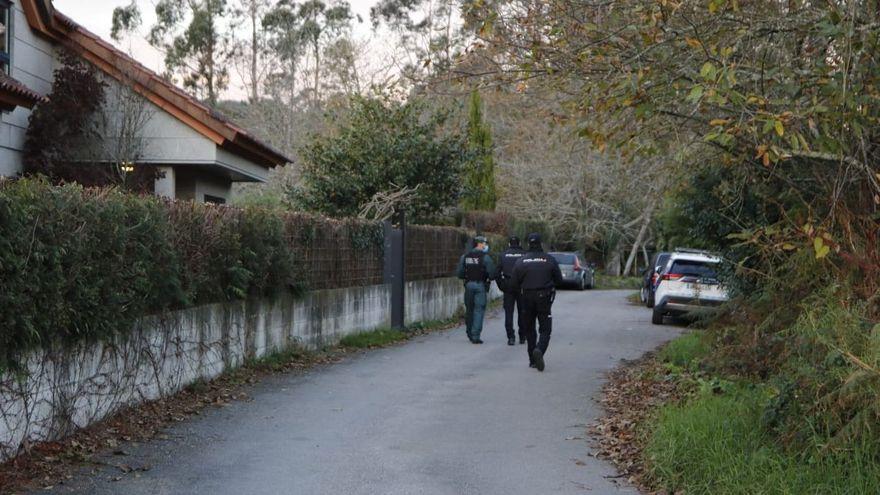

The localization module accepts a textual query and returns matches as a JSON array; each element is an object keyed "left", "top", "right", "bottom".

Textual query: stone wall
[{"left": 0, "top": 278, "right": 498, "bottom": 461}]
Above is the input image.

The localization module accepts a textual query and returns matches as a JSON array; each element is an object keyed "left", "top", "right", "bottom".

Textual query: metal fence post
[{"left": 383, "top": 211, "right": 406, "bottom": 329}]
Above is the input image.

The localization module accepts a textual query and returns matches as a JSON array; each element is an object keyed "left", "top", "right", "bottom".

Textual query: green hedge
[
  {"left": 0, "top": 179, "right": 498, "bottom": 370},
  {"left": 0, "top": 180, "right": 315, "bottom": 370}
]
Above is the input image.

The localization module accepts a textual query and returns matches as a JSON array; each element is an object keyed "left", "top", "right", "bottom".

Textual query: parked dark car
[
  {"left": 549, "top": 252, "right": 594, "bottom": 290},
  {"left": 640, "top": 252, "right": 671, "bottom": 308}
]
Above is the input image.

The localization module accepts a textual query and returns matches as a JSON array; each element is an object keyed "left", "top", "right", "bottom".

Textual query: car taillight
[
  {"left": 651, "top": 273, "right": 658, "bottom": 284},
  {"left": 574, "top": 259, "right": 582, "bottom": 272},
  {"left": 662, "top": 273, "right": 683, "bottom": 281}
]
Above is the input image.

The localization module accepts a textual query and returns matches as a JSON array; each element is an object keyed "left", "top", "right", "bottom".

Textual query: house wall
[
  {"left": 0, "top": 3, "right": 57, "bottom": 176},
  {"left": 0, "top": 9, "right": 270, "bottom": 185},
  {"left": 193, "top": 174, "right": 232, "bottom": 202},
  {"left": 0, "top": 278, "right": 500, "bottom": 461},
  {"left": 175, "top": 167, "right": 232, "bottom": 202}
]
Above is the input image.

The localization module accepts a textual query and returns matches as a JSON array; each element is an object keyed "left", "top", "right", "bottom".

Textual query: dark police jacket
[
  {"left": 511, "top": 250, "right": 563, "bottom": 292},
  {"left": 494, "top": 247, "right": 525, "bottom": 292},
  {"left": 456, "top": 249, "right": 496, "bottom": 284}
]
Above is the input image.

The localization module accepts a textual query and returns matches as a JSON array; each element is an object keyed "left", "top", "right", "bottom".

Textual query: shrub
[
  {"left": 0, "top": 181, "right": 182, "bottom": 369},
  {"left": 0, "top": 179, "right": 479, "bottom": 370},
  {"left": 647, "top": 386, "right": 880, "bottom": 495}
]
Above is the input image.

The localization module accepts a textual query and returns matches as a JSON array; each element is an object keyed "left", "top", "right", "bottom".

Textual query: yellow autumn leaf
[
  {"left": 814, "top": 237, "right": 830, "bottom": 259},
  {"left": 774, "top": 120, "right": 784, "bottom": 137},
  {"left": 709, "top": 119, "right": 730, "bottom": 126},
  {"left": 685, "top": 37, "right": 702, "bottom": 49}
]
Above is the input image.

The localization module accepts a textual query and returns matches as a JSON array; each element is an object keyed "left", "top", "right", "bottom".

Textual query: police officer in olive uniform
[
  {"left": 494, "top": 236, "right": 526, "bottom": 346},
  {"left": 456, "top": 236, "right": 496, "bottom": 344},
  {"left": 511, "top": 233, "right": 563, "bottom": 371}
]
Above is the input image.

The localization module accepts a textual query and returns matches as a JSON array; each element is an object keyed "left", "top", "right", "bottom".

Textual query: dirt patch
[{"left": 589, "top": 352, "right": 688, "bottom": 494}]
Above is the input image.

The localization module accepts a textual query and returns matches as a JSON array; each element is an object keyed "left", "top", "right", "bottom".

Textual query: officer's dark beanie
[
  {"left": 508, "top": 236, "right": 521, "bottom": 247},
  {"left": 527, "top": 233, "right": 542, "bottom": 250}
]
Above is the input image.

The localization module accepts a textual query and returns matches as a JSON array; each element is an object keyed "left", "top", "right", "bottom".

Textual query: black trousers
[
  {"left": 502, "top": 290, "right": 524, "bottom": 340},
  {"left": 521, "top": 289, "right": 554, "bottom": 360}
]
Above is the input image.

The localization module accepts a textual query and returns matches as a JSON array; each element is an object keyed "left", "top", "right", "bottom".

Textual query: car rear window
[
  {"left": 551, "top": 253, "right": 576, "bottom": 264},
  {"left": 655, "top": 253, "right": 671, "bottom": 271},
  {"left": 669, "top": 260, "right": 718, "bottom": 278}
]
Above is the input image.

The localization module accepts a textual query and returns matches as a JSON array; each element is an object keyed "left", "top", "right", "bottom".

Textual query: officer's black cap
[
  {"left": 474, "top": 235, "right": 488, "bottom": 244},
  {"left": 527, "top": 233, "right": 542, "bottom": 245}
]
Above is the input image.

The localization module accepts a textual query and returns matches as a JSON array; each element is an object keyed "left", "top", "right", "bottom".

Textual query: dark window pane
[
  {"left": 551, "top": 253, "right": 576, "bottom": 264},
  {"left": 669, "top": 260, "right": 718, "bottom": 278}
]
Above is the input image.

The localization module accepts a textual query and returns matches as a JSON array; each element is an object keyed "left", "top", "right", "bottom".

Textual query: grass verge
[
  {"left": 657, "top": 332, "right": 709, "bottom": 369},
  {"left": 593, "top": 333, "right": 880, "bottom": 495},
  {"left": 339, "top": 328, "right": 408, "bottom": 348},
  {"left": 647, "top": 386, "right": 880, "bottom": 495}
]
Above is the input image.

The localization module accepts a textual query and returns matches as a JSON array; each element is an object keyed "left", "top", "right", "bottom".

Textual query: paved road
[{"left": 51, "top": 290, "right": 680, "bottom": 495}]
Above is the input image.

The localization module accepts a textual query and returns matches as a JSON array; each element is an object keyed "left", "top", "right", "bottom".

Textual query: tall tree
[
  {"left": 110, "top": 1, "right": 143, "bottom": 45},
  {"left": 148, "top": 0, "right": 233, "bottom": 106},
  {"left": 263, "top": 1, "right": 305, "bottom": 105},
  {"left": 461, "top": 90, "right": 496, "bottom": 211},
  {"left": 297, "top": 0, "right": 356, "bottom": 105},
  {"left": 370, "top": 0, "right": 464, "bottom": 82},
  {"left": 231, "top": 0, "right": 272, "bottom": 103}
]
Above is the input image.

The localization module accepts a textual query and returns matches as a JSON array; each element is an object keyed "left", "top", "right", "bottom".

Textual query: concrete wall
[
  {"left": 404, "top": 278, "right": 502, "bottom": 325},
  {"left": 0, "top": 277, "right": 498, "bottom": 461}
]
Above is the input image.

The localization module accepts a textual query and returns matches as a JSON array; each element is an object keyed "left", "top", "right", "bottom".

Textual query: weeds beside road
[{"left": 594, "top": 327, "right": 880, "bottom": 495}]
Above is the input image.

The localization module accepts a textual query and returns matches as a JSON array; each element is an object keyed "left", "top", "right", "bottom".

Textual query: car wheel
[
  {"left": 578, "top": 276, "right": 585, "bottom": 291},
  {"left": 651, "top": 307, "right": 664, "bottom": 325}
]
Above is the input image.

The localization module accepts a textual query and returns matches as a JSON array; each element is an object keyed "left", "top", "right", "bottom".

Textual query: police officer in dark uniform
[
  {"left": 511, "top": 233, "right": 563, "bottom": 371},
  {"left": 456, "top": 236, "right": 496, "bottom": 344},
  {"left": 494, "top": 236, "right": 526, "bottom": 346}
]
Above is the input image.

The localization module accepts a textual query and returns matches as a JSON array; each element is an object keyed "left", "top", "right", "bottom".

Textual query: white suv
[{"left": 652, "top": 250, "right": 728, "bottom": 325}]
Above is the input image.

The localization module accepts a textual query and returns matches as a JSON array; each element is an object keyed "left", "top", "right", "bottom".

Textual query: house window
[
  {"left": 0, "top": 1, "right": 10, "bottom": 74},
  {"left": 204, "top": 194, "right": 226, "bottom": 205}
]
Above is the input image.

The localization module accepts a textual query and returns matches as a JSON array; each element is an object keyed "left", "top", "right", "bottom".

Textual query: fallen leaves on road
[
  {"left": 0, "top": 312, "right": 479, "bottom": 494},
  {"left": 0, "top": 349, "right": 344, "bottom": 493},
  {"left": 589, "top": 352, "right": 687, "bottom": 494}
]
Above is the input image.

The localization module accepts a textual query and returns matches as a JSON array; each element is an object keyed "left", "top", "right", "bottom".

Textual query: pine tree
[{"left": 461, "top": 90, "right": 497, "bottom": 211}]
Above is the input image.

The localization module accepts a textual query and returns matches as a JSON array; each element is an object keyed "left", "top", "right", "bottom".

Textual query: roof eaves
[{"left": 23, "top": 0, "right": 292, "bottom": 168}]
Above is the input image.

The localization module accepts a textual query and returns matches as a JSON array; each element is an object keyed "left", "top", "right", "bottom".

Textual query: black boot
[
  {"left": 531, "top": 349, "right": 545, "bottom": 372},
  {"left": 508, "top": 337, "right": 515, "bottom": 346},
  {"left": 519, "top": 336, "right": 526, "bottom": 345}
]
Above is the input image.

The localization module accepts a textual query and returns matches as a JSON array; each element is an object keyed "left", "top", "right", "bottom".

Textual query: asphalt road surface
[{"left": 49, "top": 290, "right": 680, "bottom": 495}]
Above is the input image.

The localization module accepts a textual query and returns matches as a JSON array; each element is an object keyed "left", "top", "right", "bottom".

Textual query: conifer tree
[{"left": 461, "top": 90, "right": 496, "bottom": 211}]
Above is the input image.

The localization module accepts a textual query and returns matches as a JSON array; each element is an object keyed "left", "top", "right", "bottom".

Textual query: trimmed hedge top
[{"left": 0, "top": 180, "right": 385, "bottom": 370}]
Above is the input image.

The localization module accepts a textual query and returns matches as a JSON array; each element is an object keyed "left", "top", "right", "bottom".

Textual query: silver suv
[{"left": 652, "top": 250, "right": 728, "bottom": 325}]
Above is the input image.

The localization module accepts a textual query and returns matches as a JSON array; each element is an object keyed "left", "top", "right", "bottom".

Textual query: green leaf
[
  {"left": 687, "top": 85, "right": 704, "bottom": 102},
  {"left": 813, "top": 237, "right": 830, "bottom": 259},
  {"left": 774, "top": 120, "right": 785, "bottom": 137},
  {"left": 700, "top": 62, "right": 716, "bottom": 80}
]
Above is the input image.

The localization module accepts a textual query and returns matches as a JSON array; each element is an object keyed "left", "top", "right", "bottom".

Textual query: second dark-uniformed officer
[
  {"left": 494, "top": 236, "right": 526, "bottom": 346},
  {"left": 456, "top": 236, "right": 496, "bottom": 344},
  {"left": 511, "top": 233, "right": 563, "bottom": 371}
]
